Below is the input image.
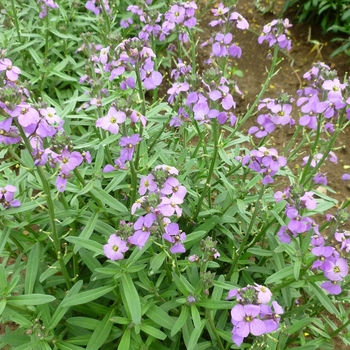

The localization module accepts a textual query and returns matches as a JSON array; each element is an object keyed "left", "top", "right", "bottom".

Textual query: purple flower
[
  {"left": 96, "top": 107, "right": 126, "bottom": 134},
  {"left": 104, "top": 234, "right": 129, "bottom": 260},
  {"left": 324, "top": 258, "right": 349, "bottom": 281},
  {"left": 342, "top": 174, "right": 350, "bottom": 181},
  {"left": 56, "top": 172, "right": 69, "bottom": 192},
  {"left": 229, "top": 12, "right": 249, "bottom": 30},
  {"left": 162, "top": 223, "right": 186, "bottom": 254},
  {"left": 254, "top": 284, "right": 272, "bottom": 303},
  {"left": 300, "top": 191, "right": 317, "bottom": 210},
  {"left": 260, "top": 301, "right": 283, "bottom": 332},
  {"left": 0, "top": 58, "right": 21, "bottom": 81},
  {"left": 119, "top": 134, "right": 142, "bottom": 161},
  {"left": 139, "top": 174, "right": 157, "bottom": 195},
  {"left": 212, "top": 3, "right": 229, "bottom": 16},
  {"left": 157, "top": 196, "right": 183, "bottom": 217},
  {"left": 0, "top": 185, "right": 21, "bottom": 208},
  {"left": 128, "top": 213, "right": 156, "bottom": 249},
  {"left": 141, "top": 58, "right": 162, "bottom": 90},
  {"left": 313, "top": 172, "right": 328, "bottom": 185},
  {"left": 231, "top": 304, "right": 266, "bottom": 345},
  {"left": 161, "top": 177, "right": 186, "bottom": 201},
  {"left": 321, "top": 281, "right": 342, "bottom": 295},
  {"left": 209, "top": 85, "right": 235, "bottom": 110},
  {"left": 59, "top": 149, "right": 83, "bottom": 173},
  {"left": 248, "top": 114, "right": 275, "bottom": 138}
]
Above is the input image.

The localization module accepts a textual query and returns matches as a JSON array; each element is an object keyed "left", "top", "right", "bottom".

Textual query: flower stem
[
  {"left": 227, "top": 185, "right": 265, "bottom": 280},
  {"left": 15, "top": 122, "right": 72, "bottom": 288},
  {"left": 193, "top": 120, "right": 219, "bottom": 221},
  {"left": 10, "top": 0, "right": 22, "bottom": 43}
]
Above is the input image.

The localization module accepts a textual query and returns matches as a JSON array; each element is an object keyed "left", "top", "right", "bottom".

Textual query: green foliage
[
  {"left": 283, "top": 0, "right": 350, "bottom": 57},
  {"left": 0, "top": 0, "right": 350, "bottom": 349}
]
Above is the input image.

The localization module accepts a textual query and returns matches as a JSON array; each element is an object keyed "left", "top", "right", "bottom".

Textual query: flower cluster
[
  {"left": 38, "top": 0, "right": 58, "bottom": 18},
  {"left": 227, "top": 285, "right": 283, "bottom": 346},
  {"left": 258, "top": 18, "right": 292, "bottom": 51},
  {"left": 0, "top": 185, "right": 20, "bottom": 209},
  {"left": 85, "top": 0, "right": 110, "bottom": 16},
  {"left": 103, "top": 165, "right": 187, "bottom": 260},
  {"left": 239, "top": 146, "right": 287, "bottom": 184},
  {"left": 0, "top": 56, "right": 91, "bottom": 192},
  {"left": 297, "top": 62, "right": 348, "bottom": 131}
]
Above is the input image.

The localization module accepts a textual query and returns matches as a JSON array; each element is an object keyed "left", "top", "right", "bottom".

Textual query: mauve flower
[
  {"left": 104, "top": 234, "right": 129, "bottom": 260},
  {"left": 321, "top": 281, "right": 342, "bottom": 295},
  {"left": 212, "top": 3, "right": 229, "bottom": 16},
  {"left": 260, "top": 301, "right": 283, "bottom": 332},
  {"left": 158, "top": 196, "right": 183, "bottom": 217},
  {"left": 342, "top": 174, "right": 350, "bottom": 181},
  {"left": 231, "top": 304, "right": 266, "bottom": 339},
  {"left": 59, "top": 150, "right": 83, "bottom": 173},
  {"left": 96, "top": 107, "right": 126, "bottom": 134},
  {"left": 0, "top": 58, "right": 21, "bottom": 81},
  {"left": 161, "top": 177, "right": 186, "bottom": 201},
  {"left": 56, "top": 172, "right": 68, "bottom": 192},
  {"left": 119, "top": 134, "right": 142, "bottom": 161},
  {"left": 162, "top": 223, "right": 186, "bottom": 254},
  {"left": 324, "top": 258, "right": 349, "bottom": 281},
  {"left": 229, "top": 12, "right": 249, "bottom": 30},
  {"left": 129, "top": 213, "right": 156, "bottom": 249},
  {"left": 139, "top": 174, "right": 157, "bottom": 195},
  {"left": 254, "top": 284, "right": 272, "bottom": 303},
  {"left": 0, "top": 185, "right": 21, "bottom": 208}
]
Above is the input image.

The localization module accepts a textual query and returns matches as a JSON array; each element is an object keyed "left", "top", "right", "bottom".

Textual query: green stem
[
  {"left": 134, "top": 62, "right": 146, "bottom": 170},
  {"left": 205, "top": 309, "right": 225, "bottom": 350},
  {"left": 45, "top": 13, "right": 49, "bottom": 58},
  {"left": 10, "top": 0, "right": 22, "bottom": 43},
  {"left": 15, "top": 122, "right": 72, "bottom": 288},
  {"left": 129, "top": 160, "right": 138, "bottom": 215},
  {"left": 193, "top": 120, "right": 219, "bottom": 221},
  {"left": 227, "top": 185, "right": 265, "bottom": 279}
]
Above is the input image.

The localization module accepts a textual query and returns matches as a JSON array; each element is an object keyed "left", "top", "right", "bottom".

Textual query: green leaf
[
  {"left": 86, "top": 308, "right": 115, "bottom": 350},
  {"left": 293, "top": 258, "right": 301, "bottom": 281},
  {"left": 265, "top": 265, "right": 294, "bottom": 284},
  {"left": 247, "top": 247, "right": 272, "bottom": 257},
  {"left": 187, "top": 319, "right": 206, "bottom": 350},
  {"left": 195, "top": 300, "right": 232, "bottom": 310},
  {"left": 0, "top": 299, "right": 7, "bottom": 315},
  {"left": 145, "top": 305, "right": 175, "bottom": 330},
  {"left": 25, "top": 242, "right": 40, "bottom": 294},
  {"left": 49, "top": 280, "right": 83, "bottom": 329},
  {"left": 139, "top": 323, "right": 167, "bottom": 340},
  {"left": 149, "top": 251, "right": 167, "bottom": 275},
  {"left": 121, "top": 273, "right": 141, "bottom": 324},
  {"left": 65, "top": 236, "right": 103, "bottom": 255},
  {"left": 288, "top": 317, "right": 311, "bottom": 334},
  {"left": 307, "top": 282, "right": 339, "bottom": 317},
  {"left": 73, "top": 211, "right": 100, "bottom": 253},
  {"left": 90, "top": 187, "right": 128, "bottom": 213},
  {"left": 7, "top": 294, "right": 55, "bottom": 306},
  {"left": 55, "top": 342, "right": 85, "bottom": 350},
  {"left": 171, "top": 305, "right": 189, "bottom": 337},
  {"left": 60, "top": 285, "right": 115, "bottom": 308},
  {"left": 48, "top": 70, "right": 77, "bottom": 82},
  {"left": 190, "top": 304, "right": 201, "bottom": 329},
  {"left": 117, "top": 328, "right": 130, "bottom": 350}
]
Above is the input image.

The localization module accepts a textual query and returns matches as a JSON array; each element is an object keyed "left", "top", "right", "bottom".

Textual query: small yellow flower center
[
  {"left": 112, "top": 245, "right": 119, "bottom": 252},
  {"left": 110, "top": 117, "right": 116, "bottom": 124}
]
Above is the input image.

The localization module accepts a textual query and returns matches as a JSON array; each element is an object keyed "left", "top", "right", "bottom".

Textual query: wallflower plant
[{"left": 0, "top": 1, "right": 350, "bottom": 349}]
